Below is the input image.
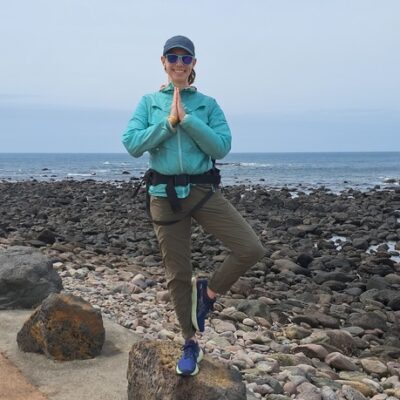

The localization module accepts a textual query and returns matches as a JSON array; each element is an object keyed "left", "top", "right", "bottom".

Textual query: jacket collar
[{"left": 160, "top": 82, "right": 197, "bottom": 93}]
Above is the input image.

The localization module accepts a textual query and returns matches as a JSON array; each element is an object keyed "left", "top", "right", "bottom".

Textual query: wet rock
[
  {"left": 353, "top": 238, "right": 370, "bottom": 250},
  {"left": 17, "top": 293, "right": 104, "bottom": 360},
  {"left": 36, "top": 229, "right": 57, "bottom": 244},
  {"left": 127, "top": 340, "right": 246, "bottom": 400}
]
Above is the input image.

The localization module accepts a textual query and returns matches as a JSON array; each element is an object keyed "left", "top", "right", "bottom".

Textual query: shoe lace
[{"left": 182, "top": 341, "right": 197, "bottom": 360}]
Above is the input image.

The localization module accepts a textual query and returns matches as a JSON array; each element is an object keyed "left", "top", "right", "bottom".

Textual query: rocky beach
[{"left": 1, "top": 179, "right": 400, "bottom": 400}]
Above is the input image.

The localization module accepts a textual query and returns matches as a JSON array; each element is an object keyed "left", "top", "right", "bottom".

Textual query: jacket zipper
[{"left": 177, "top": 129, "right": 184, "bottom": 173}]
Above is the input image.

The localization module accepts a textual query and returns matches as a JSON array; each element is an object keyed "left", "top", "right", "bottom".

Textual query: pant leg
[
  {"left": 150, "top": 195, "right": 196, "bottom": 340},
  {"left": 192, "top": 186, "right": 266, "bottom": 294}
]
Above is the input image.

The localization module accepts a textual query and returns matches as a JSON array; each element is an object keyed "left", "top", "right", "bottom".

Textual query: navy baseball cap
[{"left": 163, "top": 35, "right": 195, "bottom": 56}]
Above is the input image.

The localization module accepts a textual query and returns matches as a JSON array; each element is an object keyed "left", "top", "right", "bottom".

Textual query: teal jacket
[{"left": 122, "top": 83, "right": 232, "bottom": 198}]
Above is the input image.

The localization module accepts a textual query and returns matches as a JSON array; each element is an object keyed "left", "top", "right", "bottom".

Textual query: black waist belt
[{"left": 133, "top": 168, "right": 221, "bottom": 225}]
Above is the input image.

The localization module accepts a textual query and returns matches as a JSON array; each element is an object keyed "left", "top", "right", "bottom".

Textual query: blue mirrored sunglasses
[{"left": 165, "top": 54, "right": 194, "bottom": 65}]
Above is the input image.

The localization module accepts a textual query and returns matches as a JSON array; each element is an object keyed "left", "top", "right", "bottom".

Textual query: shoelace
[
  {"left": 200, "top": 294, "right": 215, "bottom": 310},
  {"left": 182, "top": 342, "right": 197, "bottom": 360}
]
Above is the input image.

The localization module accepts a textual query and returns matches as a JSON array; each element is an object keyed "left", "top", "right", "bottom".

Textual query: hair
[{"left": 188, "top": 69, "right": 196, "bottom": 85}]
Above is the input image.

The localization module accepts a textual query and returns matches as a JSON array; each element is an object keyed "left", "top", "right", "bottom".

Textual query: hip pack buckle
[{"left": 173, "top": 174, "right": 190, "bottom": 186}]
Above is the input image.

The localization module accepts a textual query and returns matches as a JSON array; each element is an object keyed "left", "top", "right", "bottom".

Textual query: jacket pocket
[
  {"left": 149, "top": 105, "right": 168, "bottom": 125},
  {"left": 187, "top": 104, "right": 209, "bottom": 124}
]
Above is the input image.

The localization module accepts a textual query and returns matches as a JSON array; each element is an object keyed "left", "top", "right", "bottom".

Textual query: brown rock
[
  {"left": 284, "top": 324, "right": 311, "bottom": 340},
  {"left": 127, "top": 340, "right": 246, "bottom": 400},
  {"left": 230, "top": 278, "right": 253, "bottom": 297},
  {"left": 17, "top": 293, "right": 104, "bottom": 361},
  {"left": 360, "top": 358, "right": 388, "bottom": 377},
  {"left": 326, "top": 329, "right": 355, "bottom": 356},
  {"left": 325, "top": 352, "right": 358, "bottom": 371},
  {"left": 336, "top": 380, "right": 377, "bottom": 397},
  {"left": 292, "top": 344, "right": 329, "bottom": 360}
]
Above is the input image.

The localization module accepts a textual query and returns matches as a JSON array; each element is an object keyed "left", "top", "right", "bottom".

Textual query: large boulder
[
  {"left": 0, "top": 246, "right": 62, "bottom": 309},
  {"left": 17, "top": 293, "right": 105, "bottom": 361},
  {"left": 127, "top": 340, "right": 246, "bottom": 400}
]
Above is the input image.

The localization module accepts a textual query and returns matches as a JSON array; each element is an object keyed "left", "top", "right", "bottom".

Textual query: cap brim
[{"left": 164, "top": 45, "right": 194, "bottom": 56}]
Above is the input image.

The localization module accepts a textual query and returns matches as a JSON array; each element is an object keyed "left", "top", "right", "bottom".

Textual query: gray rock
[
  {"left": 313, "top": 312, "right": 340, "bottom": 329},
  {"left": 0, "top": 246, "right": 63, "bottom": 309},
  {"left": 274, "top": 259, "right": 311, "bottom": 276},
  {"left": 36, "top": 229, "right": 57, "bottom": 244},
  {"left": 348, "top": 312, "right": 387, "bottom": 331},
  {"left": 223, "top": 299, "right": 272, "bottom": 321},
  {"left": 353, "top": 238, "right": 370, "bottom": 250},
  {"left": 127, "top": 340, "right": 246, "bottom": 400},
  {"left": 341, "top": 384, "right": 367, "bottom": 400},
  {"left": 292, "top": 344, "right": 329, "bottom": 361},
  {"left": 366, "top": 276, "right": 389, "bottom": 290},
  {"left": 326, "top": 330, "right": 355, "bottom": 356},
  {"left": 388, "top": 295, "right": 400, "bottom": 311},
  {"left": 360, "top": 358, "right": 388, "bottom": 377},
  {"left": 321, "top": 385, "right": 339, "bottom": 400},
  {"left": 255, "top": 375, "right": 283, "bottom": 394}
]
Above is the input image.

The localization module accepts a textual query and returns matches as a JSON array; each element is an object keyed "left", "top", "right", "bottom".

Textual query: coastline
[
  {"left": 1, "top": 180, "right": 400, "bottom": 398},
  {"left": 1, "top": 151, "right": 400, "bottom": 192}
]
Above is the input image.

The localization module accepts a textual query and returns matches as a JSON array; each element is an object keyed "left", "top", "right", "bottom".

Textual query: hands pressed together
[{"left": 168, "top": 87, "right": 186, "bottom": 128}]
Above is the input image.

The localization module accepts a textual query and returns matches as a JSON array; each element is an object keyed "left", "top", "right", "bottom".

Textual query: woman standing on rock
[{"left": 122, "top": 35, "right": 265, "bottom": 376}]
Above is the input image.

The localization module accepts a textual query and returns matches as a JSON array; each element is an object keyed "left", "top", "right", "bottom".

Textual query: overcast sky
[{"left": 1, "top": 0, "right": 400, "bottom": 153}]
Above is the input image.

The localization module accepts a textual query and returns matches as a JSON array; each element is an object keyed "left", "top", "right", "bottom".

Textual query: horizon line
[{"left": 1, "top": 150, "right": 400, "bottom": 155}]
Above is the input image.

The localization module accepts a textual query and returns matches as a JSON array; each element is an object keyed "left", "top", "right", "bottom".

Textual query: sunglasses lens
[
  {"left": 167, "top": 54, "right": 178, "bottom": 63},
  {"left": 182, "top": 56, "right": 193, "bottom": 65}
]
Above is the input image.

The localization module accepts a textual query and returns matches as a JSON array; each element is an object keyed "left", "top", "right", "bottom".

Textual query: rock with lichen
[
  {"left": 127, "top": 340, "right": 246, "bottom": 400},
  {"left": 17, "top": 293, "right": 104, "bottom": 361}
]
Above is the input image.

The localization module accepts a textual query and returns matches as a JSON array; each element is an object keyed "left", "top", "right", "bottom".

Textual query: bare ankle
[{"left": 207, "top": 287, "right": 216, "bottom": 300}]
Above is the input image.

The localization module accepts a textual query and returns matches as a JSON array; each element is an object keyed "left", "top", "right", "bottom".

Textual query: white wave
[
  {"left": 67, "top": 173, "right": 94, "bottom": 177},
  {"left": 238, "top": 162, "right": 272, "bottom": 167}
]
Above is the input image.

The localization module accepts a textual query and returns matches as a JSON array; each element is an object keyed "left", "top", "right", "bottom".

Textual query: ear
[
  {"left": 161, "top": 56, "right": 166, "bottom": 69},
  {"left": 192, "top": 58, "right": 197, "bottom": 68}
]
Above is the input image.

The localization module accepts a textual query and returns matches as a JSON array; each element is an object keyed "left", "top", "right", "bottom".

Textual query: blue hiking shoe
[
  {"left": 191, "top": 278, "right": 216, "bottom": 332},
  {"left": 176, "top": 339, "right": 204, "bottom": 376}
]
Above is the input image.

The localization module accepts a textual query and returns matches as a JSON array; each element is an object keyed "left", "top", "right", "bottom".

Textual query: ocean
[{"left": 0, "top": 152, "right": 399, "bottom": 193}]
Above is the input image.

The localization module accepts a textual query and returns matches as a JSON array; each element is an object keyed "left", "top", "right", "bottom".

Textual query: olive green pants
[{"left": 150, "top": 185, "right": 266, "bottom": 339}]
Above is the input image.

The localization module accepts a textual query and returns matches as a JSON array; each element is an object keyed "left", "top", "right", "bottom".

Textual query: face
[{"left": 161, "top": 47, "right": 196, "bottom": 85}]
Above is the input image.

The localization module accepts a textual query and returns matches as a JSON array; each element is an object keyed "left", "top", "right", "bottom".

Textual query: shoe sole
[
  {"left": 176, "top": 348, "right": 204, "bottom": 376},
  {"left": 191, "top": 277, "right": 200, "bottom": 331}
]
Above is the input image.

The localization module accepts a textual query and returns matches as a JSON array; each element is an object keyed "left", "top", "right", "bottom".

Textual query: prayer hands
[
  {"left": 175, "top": 88, "right": 186, "bottom": 121},
  {"left": 169, "top": 87, "right": 185, "bottom": 127}
]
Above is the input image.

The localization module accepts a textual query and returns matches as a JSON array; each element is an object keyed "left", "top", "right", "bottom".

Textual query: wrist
[{"left": 168, "top": 115, "right": 179, "bottom": 127}]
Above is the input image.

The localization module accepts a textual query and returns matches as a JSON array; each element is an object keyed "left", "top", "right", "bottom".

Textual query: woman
[{"left": 122, "top": 35, "right": 265, "bottom": 376}]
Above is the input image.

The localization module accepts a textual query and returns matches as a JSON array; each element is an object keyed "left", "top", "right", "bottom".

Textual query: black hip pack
[{"left": 132, "top": 167, "right": 221, "bottom": 226}]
